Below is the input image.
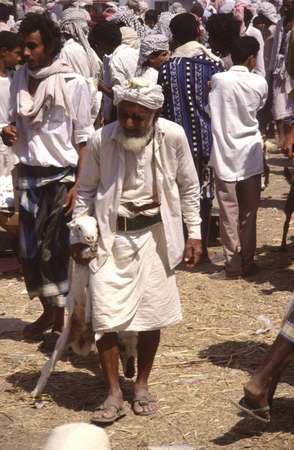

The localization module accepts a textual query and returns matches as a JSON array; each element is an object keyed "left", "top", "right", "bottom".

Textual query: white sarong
[{"left": 89, "top": 223, "right": 182, "bottom": 335}]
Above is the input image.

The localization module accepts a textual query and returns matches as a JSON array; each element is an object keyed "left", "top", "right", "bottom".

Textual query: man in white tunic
[
  {"left": 2, "top": 13, "right": 93, "bottom": 342},
  {"left": 89, "top": 22, "right": 139, "bottom": 123},
  {"left": 71, "top": 78, "right": 202, "bottom": 423},
  {"left": 59, "top": 7, "right": 103, "bottom": 123}
]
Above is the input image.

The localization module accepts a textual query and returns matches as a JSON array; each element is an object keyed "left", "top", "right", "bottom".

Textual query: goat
[
  {"left": 43, "top": 423, "right": 111, "bottom": 450},
  {"left": 32, "top": 215, "right": 137, "bottom": 399}
]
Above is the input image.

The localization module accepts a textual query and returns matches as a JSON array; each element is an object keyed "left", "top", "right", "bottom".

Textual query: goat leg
[
  {"left": 280, "top": 212, "right": 292, "bottom": 251},
  {"left": 31, "top": 323, "right": 71, "bottom": 398}
]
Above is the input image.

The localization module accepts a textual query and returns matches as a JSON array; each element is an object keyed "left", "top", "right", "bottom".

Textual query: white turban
[
  {"left": 113, "top": 78, "right": 164, "bottom": 110},
  {"left": 138, "top": 33, "right": 169, "bottom": 67},
  {"left": 169, "top": 2, "right": 186, "bottom": 13},
  {"left": 258, "top": 1, "right": 280, "bottom": 23},
  {"left": 120, "top": 26, "right": 140, "bottom": 49},
  {"left": 61, "top": 6, "right": 90, "bottom": 26},
  {"left": 219, "top": 0, "right": 235, "bottom": 13},
  {"left": 61, "top": 7, "right": 99, "bottom": 78}
]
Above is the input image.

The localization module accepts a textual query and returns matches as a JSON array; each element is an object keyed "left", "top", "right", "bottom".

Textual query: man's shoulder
[
  {"left": 63, "top": 72, "right": 88, "bottom": 88},
  {"left": 89, "top": 121, "right": 118, "bottom": 146},
  {"left": 61, "top": 39, "right": 82, "bottom": 52},
  {"left": 115, "top": 45, "right": 139, "bottom": 58},
  {"left": 250, "top": 72, "right": 268, "bottom": 86},
  {"left": 163, "top": 55, "right": 223, "bottom": 70},
  {"left": 158, "top": 117, "right": 186, "bottom": 139},
  {"left": 212, "top": 69, "right": 268, "bottom": 92},
  {"left": 211, "top": 70, "right": 230, "bottom": 84}
]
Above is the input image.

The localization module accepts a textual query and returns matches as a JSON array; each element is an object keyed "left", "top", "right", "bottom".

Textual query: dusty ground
[{"left": 1, "top": 143, "right": 294, "bottom": 450}]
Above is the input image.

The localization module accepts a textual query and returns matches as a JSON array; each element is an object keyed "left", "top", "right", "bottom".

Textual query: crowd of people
[{"left": 0, "top": 0, "right": 294, "bottom": 429}]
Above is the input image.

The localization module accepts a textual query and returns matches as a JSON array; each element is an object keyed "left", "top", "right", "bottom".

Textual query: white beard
[{"left": 117, "top": 128, "right": 153, "bottom": 153}]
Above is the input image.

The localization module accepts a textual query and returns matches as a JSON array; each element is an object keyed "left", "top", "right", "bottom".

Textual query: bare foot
[
  {"left": 133, "top": 384, "right": 157, "bottom": 416},
  {"left": 243, "top": 378, "right": 269, "bottom": 410},
  {"left": 92, "top": 393, "right": 124, "bottom": 424},
  {"left": 23, "top": 310, "right": 54, "bottom": 340}
]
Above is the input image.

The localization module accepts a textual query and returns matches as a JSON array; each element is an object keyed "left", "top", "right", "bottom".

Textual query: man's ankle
[{"left": 108, "top": 387, "right": 123, "bottom": 399}]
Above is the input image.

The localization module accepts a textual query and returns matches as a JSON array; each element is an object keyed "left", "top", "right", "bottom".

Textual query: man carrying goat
[{"left": 71, "top": 77, "right": 202, "bottom": 424}]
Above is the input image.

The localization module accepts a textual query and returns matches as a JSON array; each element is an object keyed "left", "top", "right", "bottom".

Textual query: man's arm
[
  {"left": 64, "top": 76, "right": 95, "bottom": 216},
  {"left": 63, "top": 142, "right": 88, "bottom": 216},
  {"left": 258, "top": 78, "right": 269, "bottom": 111},
  {"left": 175, "top": 126, "right": 202, "bottom": 266},
  {"left": 70, "top": 133, "right": 101, "bottom": 264}
]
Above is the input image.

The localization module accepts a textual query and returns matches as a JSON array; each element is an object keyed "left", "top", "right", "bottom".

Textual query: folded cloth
[
  {"left": 14, "top": 60, "right": 75, "bottom": 129},
  {"left": 90, "top": 223, "right": 182, "bottom": 337},
  {"left": 113, "top": 77, "right": 164, "bottom": 109}
]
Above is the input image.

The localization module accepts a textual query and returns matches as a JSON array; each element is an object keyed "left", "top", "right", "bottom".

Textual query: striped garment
[{"left": 17, "top": 164, "right": 75, "bottom": 306}]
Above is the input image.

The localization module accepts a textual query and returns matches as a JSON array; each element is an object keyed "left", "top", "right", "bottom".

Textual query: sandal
[
  {"left": 231, "top": 398, "right": 271, "bottom": 424},
  {"left": 132, "top": 393, "right": 157, "bottom": 417},
  {"left": 92, "top": 399, "right": 126, "bottom": 424},
  {"left": 23, "top": 315, "right": 54, "bottom": 341}
]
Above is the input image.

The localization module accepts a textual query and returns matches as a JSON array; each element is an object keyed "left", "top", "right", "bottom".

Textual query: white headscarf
[
  {"left": 258, "top": 1, "right": 280, "bottom": 24},
  {"left": 113, "top": 77, "right": 164, "bottom": 110},
  {"left": 137, "top": 34, "right": 169, "bottom": 74},
  {"left": 120, "top": 26, "right": 140, "bottom": 48},
  {"left": 169, "top": 2, "right": 186, "bottom": 14},
  {"left": 60, "top": 7, "right": 98, "bottom": 78},
  {"left": 14, "top": 60, "right": 75, "bottom": 129},
  {"left": 219, "top": 0, "right": 235, "bottom": 13}
]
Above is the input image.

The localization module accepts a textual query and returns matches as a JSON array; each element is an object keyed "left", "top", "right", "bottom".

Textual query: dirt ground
[{"left": 1, "top": 143, "right": 294, "bottom": 450}]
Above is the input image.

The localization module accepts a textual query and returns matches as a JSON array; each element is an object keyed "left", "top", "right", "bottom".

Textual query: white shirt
[
  {"left": 11, "top": 72, "right": 94, "bottom": 168},
  {"left": 0, "top": 73, "right": 17, "bottom": 209},
  {"left": 60, "top": 39, "right": 103, "bottom": 81},
  {"left": 141, "top": 67, "right": 158, "bottom": 84},
  {"left": 246, "top": 25, "right": 266, "bottom": 78},
  {"left": 60, "top": 39, "right": 103, "bottom": 123},
  {"left": 119, "top": 138, "right": 159, "bottom": 218},
  {"left": 72, "top": 118, "right": 202, "bottom": 270},
  {"left": 0, "top": 72, "right": 18, "bottom": 163},
  {"left": 108, "top": 44, "right": 139, "bottom": 86},
  {"left": 0, "top": 73, "right": 12, "bottom": 128},
  {"left": 103, "top": 44, "right": 139, "bottom": 122},
  {"left": 209, "top": 66, "right": 268, "bottom": 182}
]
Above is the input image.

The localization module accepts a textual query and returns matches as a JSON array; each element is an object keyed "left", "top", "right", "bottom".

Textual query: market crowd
[{"left": 0, "top": 0, "right": 293, "bottom": 427}]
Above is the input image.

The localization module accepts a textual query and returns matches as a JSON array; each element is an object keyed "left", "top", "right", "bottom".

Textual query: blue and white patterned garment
[{"left": 158, "top": 54, "right": 224, "bottom": 164}]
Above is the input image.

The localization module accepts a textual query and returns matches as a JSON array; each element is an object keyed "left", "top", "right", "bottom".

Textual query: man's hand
[
  {"left": 63, "top": 185, "right": 77, "bottom": 217},
  {"left": 98, "top": 80, "right": 113, "bottom": 98},
  {"left": 71, "top": 243, "right": 94, "bottom": 265},
  {"left": 1, "top": 124, "right": 17, "bottom": 146},
  {"left": 184, "top": 238, "right": 202, "bottom": 267}
]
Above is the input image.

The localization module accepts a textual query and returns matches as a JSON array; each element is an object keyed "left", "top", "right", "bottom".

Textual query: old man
[{"left": 71, "top": 78, "right": 202, "bottom": 424}]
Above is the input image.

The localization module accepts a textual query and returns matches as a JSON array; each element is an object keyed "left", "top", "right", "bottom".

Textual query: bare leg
[
  {"left": 200, "top": 199, "right": 212, "bottom": 261},
  {"left": 52, "top": 307, "right": 64, "bottom": 333},
  {"left": 267, "top": 353, "right": 294, "bottom": 405},
  {"left": 93, "top": 333, "right": 123, "bottom": 421},
  {"left": 283, "top": 124, "right": 294, "bottom": 156},
  {"left": 281, "top": 213, "right": 291, "bottom": 251},
  {"left": 133, "top": 329, "right": 160, "bottom": 415},
  {"left": 23, "top": 296, "right": 54, "bottom": 340},
  {"left": 39, "top": 305, "right": 65, "bottom": 352},
  {"left": 276, "top": 120, "right": 285, "bottom": 148},
  {"left": 243, "top": 334, "right": 294, "bottom": 410}
]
